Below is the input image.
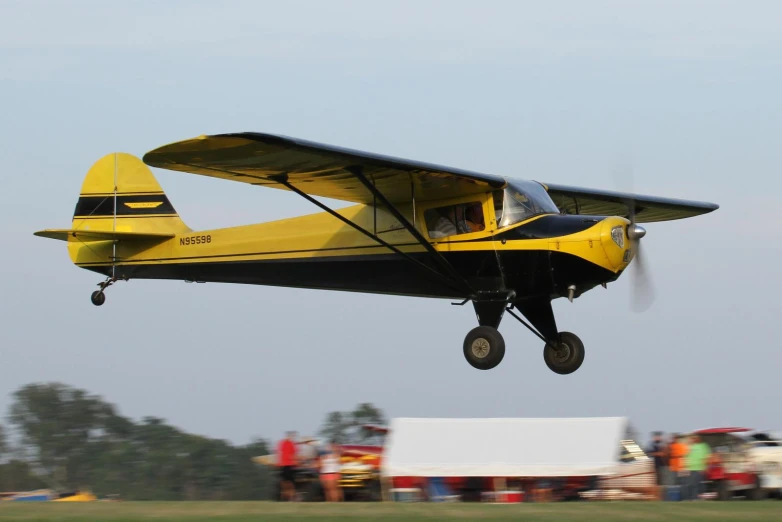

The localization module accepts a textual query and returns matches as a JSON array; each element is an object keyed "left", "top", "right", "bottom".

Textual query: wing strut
[
  {"left": 164, "top": 161, "right": 475, "bottom": 297},
  {"left": 271, "top": 175, "right": 469, "bottom": 295},
  {"left": 347, "top": 166, "right": 476, "bottom": 296}
]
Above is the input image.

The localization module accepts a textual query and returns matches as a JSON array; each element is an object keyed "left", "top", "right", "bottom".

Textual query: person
[
  {"left": 685, "top": 435, "right": 711, "bottom": 500},
  {"left": 647, "top": 431, "right": 668, "bottom": 486},
  {"left": 668, "top": 434, "right": 689, "bottom": 494},
  {"left": 319, "top": 441, "right": 343, "bottom": 502},
  {"left": 430, "top": 207, "right": 458, "bottom": 238},
  {"left": 462, "top": 204, "right": 485, "bottom": 233},
  {"left": 298, "top": 436, "right": 319, "bottom": 471},
  {"left": 277, "top": 431, "right": 298, "bottom": 501}
]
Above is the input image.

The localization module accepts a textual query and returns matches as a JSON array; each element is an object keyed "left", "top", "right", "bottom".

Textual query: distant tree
[
  {"left": 0, "top": 423, "right": 7, "bottom": 459},
  {"left": 350, "top": 403, "right": 386, "bottom": 428},
  {"left": 319, "top": 411, "right": 347, "bottom": 444},
  {"left": 0, "top": 459, "right": 48, "bottom": 492},
  {"left": 6, "top": 382, "right": 273, "bottom": 500},
  {"left": 319, "top": 403, "right": 386, "bottom": 444},
  {"left": 9, "top": 382, "right": 119, "bottom": 490},
  {"left": 232, "top": 438, "right": 272, "bottom": 500}
]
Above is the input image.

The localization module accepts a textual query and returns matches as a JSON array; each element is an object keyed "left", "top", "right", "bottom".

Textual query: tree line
[{"left": 0, "top": 382, "right": 385, "bottom": 500}]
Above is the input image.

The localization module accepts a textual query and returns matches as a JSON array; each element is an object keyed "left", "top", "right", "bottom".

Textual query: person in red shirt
[{"left": 277, "top": 431, "right": 299, "bottom": 501}]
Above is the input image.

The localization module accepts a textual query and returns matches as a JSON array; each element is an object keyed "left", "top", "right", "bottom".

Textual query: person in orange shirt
[{"left": 668, "top": 434, "right": 690, "bottom": 491}]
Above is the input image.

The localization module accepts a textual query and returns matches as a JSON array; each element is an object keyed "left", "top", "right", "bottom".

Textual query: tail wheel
[
  {"left": 463, "top": 326, "right": 505, "bottom": 370},
  {"left": 543, "top": 332, "right": 584, "bottom": 375},
  {"left": 90, "top": 291, "right": 106, "bottom": 306}
]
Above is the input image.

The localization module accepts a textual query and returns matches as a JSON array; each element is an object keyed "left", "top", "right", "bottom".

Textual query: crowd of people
[
  {"left": 275, "top": 431, "right": 344, "bottom": 502},
  {"left": 272, "top": 429, "right": 721, "bottom": 503},
  {"left": 646, "top": 432, "right": 713, "bottom": 500}
]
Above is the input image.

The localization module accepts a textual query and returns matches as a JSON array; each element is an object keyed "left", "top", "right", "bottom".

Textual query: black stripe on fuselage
[
  {"left": 492, "top": 214, "right": 604, "bottom": 241},
  {"left": 79, "top": 249, "right": 616, "bottom": 301},
  {"left": 73, "top": 194, "right": 177, "bottom": 217}
]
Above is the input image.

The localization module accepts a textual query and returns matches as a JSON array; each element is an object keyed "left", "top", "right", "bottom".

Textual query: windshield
[{"left": 494, "top": 180, "right": 560, "bottom": 228}]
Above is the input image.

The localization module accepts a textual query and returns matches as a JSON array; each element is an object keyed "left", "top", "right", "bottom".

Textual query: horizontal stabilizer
[{"left": 34, "top": 229, "right": 175, "bottom": 242}]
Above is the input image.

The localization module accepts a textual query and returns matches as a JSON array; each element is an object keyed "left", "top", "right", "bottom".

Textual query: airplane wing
[
  {"left": 542, "top": 183, "right": 719, "bottom": 223},
  {"left": 143, "top": 133, "right": 507, "bottom": 204}
]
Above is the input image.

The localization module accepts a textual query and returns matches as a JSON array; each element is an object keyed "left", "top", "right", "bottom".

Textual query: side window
[{"left": 425, "top": 201, "right": 485, "bottom": 239}]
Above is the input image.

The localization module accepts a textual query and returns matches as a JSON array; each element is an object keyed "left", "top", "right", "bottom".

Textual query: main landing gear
[
  {"left": 461, "top": 298, "right": 585, "bottom": 374},
  {"left": 90, "top": 276, "right": 128, "bottom": 306}
]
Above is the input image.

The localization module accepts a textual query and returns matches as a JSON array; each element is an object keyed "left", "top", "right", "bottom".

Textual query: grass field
[{"left": 0, "top": 501, "right": 780, "bottom": 521}]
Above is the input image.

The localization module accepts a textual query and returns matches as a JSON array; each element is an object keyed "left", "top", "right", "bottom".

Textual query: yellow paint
[
  {"left": 52, "top": 491, "right": 97, "bottom": 502},
  {"left": 39, "top": 152, "right": 633, "bottom": 282}
]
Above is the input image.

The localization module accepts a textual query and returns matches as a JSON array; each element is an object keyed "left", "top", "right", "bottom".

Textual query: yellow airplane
[{"left": 35, "top": 133, "right": 718, "bottom": 374}]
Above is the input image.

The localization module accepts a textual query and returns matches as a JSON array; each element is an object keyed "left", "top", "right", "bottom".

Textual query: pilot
[{"left": 462, "top": 204, "right": 485, "bottom": 232}]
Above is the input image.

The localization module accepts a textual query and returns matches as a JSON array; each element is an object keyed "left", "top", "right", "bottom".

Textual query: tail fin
[
  {"left": 72, "top": 152, "right": 190, "bottom": 235},
  {"left": 35, "top": 153, "right": 190, "bottom": 269}
]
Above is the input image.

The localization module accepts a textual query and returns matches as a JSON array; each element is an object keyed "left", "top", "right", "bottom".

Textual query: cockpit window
[
  {"left": 425, "top": 201, "right": 486, "bottom": 239},
  {"left": 494, "top": 180, "right": 560, "bottom": 228}
]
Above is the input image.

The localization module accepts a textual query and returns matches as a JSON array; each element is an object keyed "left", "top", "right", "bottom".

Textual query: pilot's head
[{"left": 466, "top": 204, "right": 483, "bottom": 224}]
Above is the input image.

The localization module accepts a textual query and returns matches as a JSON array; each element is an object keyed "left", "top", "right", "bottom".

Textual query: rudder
[{"left": 73, "top": 152, "right": 190, "bottom": 235}]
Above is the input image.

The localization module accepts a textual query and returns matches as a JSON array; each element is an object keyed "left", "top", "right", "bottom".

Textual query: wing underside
[
  {"left": 543, "top": 183, "right": 718, "bottom": 223},
  {"left": 143, "top": 133, "right": 506, "bottom": 204},
  {"left": 142, "top": 132, "right": 717, "bottom": 222}
]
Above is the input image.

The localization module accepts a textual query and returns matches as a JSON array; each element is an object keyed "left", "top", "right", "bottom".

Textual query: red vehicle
[
  {"left": 693, "top": 428, "right": 764, "bottom": 500},
  {"left": 336, "top": 425, "right": 387, "bottom": 500}
]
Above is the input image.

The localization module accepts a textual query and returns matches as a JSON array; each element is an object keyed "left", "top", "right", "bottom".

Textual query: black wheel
[
  {"left": 90, "top": 290, "right": 106, "bottom": 306},
  {"left": 463, "top": 326, "right": 505, "bottom": 370},
  {"left": 543, "top": 331, "right": 584, "bottom": 375}
]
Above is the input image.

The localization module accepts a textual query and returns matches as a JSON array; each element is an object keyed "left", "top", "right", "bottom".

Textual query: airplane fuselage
[{"left": 72, "top": 203, "right": 630, "bottom": 303}]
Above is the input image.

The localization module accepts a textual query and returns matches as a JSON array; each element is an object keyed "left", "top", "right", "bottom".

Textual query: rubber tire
[
  {"left": 463, "top": 326, "right": 505, "bottom": 370},
  {"left": 90, "top": 291, "right": 106, "bottom": 306},
  {"left": 543, "top": 331, "right": 585, "bottom": 375}
]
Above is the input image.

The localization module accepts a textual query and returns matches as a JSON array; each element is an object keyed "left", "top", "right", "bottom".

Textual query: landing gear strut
[
  {"left": 90, "top": 276, "right": 127, "bottom": 306},
  {"left": 461, "top": 297, "right": 586, "bottom": 374}
]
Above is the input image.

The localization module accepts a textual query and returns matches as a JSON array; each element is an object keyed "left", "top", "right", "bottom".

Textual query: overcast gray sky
[{"left": 1, "top": 0, "right": 781, "bottom": 447}]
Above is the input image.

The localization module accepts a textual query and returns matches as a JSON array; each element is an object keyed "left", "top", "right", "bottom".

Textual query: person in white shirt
[
  {"left": 319, "top": 441, "right": 343, "bottom": 502},
  {"left": 430, "top": 210, "right": 458, "bottom": 238}
]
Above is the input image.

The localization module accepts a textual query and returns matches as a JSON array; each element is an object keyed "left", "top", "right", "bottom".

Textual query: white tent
[{"left": 381, "top": 417, "right": 627, "bottom": 477}]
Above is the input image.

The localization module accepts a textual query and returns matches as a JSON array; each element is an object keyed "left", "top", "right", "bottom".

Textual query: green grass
[{"left": 0, "top": 501, "right": 780, "bottom": 522}]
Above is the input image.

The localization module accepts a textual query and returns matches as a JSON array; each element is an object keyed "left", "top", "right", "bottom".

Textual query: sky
[{"left": 1, "top": 0, "right": 781, "bottom": 448}]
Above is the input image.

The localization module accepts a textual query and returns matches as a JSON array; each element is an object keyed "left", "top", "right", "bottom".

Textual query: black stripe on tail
[{"left": 74, "top": 194, "right": 177, "bottom": 218}]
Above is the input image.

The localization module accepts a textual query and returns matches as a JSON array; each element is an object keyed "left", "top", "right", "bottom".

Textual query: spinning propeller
[
  {"left": 613, "top": 157, "right": 656, "bottom": 313},
  {"left": 625, "top": 202, "right": 655, "bottom": 313}
]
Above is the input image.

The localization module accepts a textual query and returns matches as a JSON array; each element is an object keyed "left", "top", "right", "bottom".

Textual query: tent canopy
[{"left": 381, "top": 417, "right": 627, "bottom": 478}]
